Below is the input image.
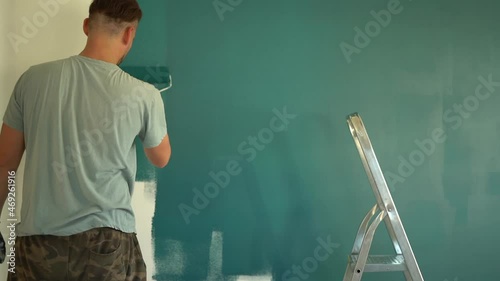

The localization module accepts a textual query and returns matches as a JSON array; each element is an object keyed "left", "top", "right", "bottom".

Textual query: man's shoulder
[
  {"left": 13, "top": 58, "right": 68, "bottom": 88},
  {"left": 32, "top": 57, "right": 69, "bottom": 69},
  {"left": 24, "top": 57, "right": 69, "bottom": 76}
]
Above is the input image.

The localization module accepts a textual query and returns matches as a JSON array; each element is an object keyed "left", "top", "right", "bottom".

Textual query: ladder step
[{"left": 349, "top": 254, "right": 406, "bottom": 272}]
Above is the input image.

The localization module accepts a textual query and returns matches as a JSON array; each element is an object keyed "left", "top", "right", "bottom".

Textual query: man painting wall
[{"left": 0, "top": 0, "right": 171, "bottom": 280}]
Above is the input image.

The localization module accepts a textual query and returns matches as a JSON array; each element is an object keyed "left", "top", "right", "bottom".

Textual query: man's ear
[
  {"left": 83, "top": 18, "right": 90, "bottom": 36},
  {"left": 122, "top": 26, "right": 136, "bottom": 46}
]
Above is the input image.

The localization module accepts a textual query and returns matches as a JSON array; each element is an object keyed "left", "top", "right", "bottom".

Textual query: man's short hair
[{"left": 88, "top": 0, "right": 143, "bottom": 34}]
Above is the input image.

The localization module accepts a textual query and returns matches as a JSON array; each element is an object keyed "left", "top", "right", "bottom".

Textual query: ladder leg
[
  {"left": 343, "top": 210, "right": 386, "bottom": 281},
  {"left": 386, "top": 211, "right": 424, "bottom": 281},
  {"left": 401, "top": 248, "right": 424, "bottom": 281},
  {"left": 342, "top": 205, "right": 378, "bottom": 281},
  {"left": 343, "top": 205, "right": 378, "bottom": 281},
  {"left": 351, "top": 204, "right": 378, "bottom": 253},
  {"left": 403, "top": 269, "right": 413, "bottom": 281},
  {"left": 342, "top": 262, "right": 355, "bottom": 281}
]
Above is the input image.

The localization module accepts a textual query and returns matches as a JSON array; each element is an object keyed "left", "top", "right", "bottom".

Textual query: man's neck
[{"left": 80, "top": 43, "right": 120, "bottom": 65}]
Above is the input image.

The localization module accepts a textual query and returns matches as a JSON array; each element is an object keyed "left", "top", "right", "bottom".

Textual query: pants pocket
[{"left": 86, "top": 230, "right": 126, "bottom": 281}]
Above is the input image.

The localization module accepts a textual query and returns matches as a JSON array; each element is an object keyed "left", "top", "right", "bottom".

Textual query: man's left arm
[{"left": 0, "top": 123, "right": 25, "bottom": 214}]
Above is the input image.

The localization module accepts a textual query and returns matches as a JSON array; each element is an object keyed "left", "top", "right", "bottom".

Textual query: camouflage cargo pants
[{"left": 7, "top": 227, "right": 147, "bottom": 281}]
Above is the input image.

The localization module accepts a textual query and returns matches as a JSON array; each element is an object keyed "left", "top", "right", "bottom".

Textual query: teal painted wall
[{"left": 125, "top": 0, "right": 500, "bottom": 280}]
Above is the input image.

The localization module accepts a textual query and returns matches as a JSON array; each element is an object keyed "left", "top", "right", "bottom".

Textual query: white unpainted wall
[{"left": 0, "top": 1, "right": 157, "bottom": 280}]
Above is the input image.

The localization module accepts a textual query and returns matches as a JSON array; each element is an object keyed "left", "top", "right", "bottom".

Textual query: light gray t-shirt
[{"left": 3, "top": 55, "right": 167, "bottom": 236}]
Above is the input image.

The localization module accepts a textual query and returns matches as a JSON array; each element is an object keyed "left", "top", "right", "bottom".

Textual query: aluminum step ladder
[{"left": 343, "top": 113, "right": 424, "bottom": 281}]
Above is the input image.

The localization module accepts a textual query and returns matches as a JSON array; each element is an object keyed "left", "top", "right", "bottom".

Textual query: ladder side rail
[
  {"left": 348, "top": 116, "right": 396, "bottom": 209},
  {"left": 349, "top": 116, "right": 403, "bottom": 253},
  {"left": 347, "top": 119, "right": 387, "bottom": 211}
]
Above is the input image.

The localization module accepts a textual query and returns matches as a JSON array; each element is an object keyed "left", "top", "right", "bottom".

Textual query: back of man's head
[{"left": 88, "top": 0, "right": 143, "bottom": 35}]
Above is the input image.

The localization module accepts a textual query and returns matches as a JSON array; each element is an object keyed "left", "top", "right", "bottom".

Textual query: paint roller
[
  {"left": 121, "top": 65, "right": 173, "bottom": 93},
  {"left": 159, "top": 74, "right": 172, "bottom": 93}
]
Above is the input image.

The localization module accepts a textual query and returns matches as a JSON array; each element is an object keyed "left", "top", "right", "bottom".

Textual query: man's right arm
[
  {"left": 139, "top": 88, "right": 170, "bottom": 168},
  {"left": 144, "top": 133, "right": 171, "bottom": 168}
]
